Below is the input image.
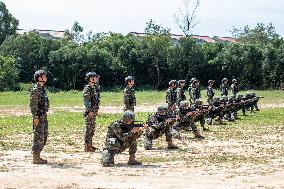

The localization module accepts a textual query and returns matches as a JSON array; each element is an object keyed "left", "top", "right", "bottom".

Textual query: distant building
[
  {"left": 213, "top": 36, "right": 239, "bottom": 43},
  {"left": 130, "top": 32, "right": 238, "bottom": 45},
  {"left": 17, "top": 29, "right": 65, "bottom": 39}
]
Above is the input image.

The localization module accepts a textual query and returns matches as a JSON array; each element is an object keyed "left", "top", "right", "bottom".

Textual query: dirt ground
[
  {"left": 0, "top": 103, "right": 284, "bottom": 117},
  {"left": 1, "top": 104, "right": 284, "bottom": 189},
  {"left": 1, "top": 145, "right": 284, "bottom": 189}
]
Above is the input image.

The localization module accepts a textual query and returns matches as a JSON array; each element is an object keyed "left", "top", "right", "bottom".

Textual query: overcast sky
[{"left": 3, "top": 0, "right": 284, "bottom": 37}]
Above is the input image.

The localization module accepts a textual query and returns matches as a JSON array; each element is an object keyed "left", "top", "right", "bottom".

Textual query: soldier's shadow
[
  {"left": 46, "top": 162, "right": 82, "bottom": 169},
  {"left": 114, "top": 163, "right": 161, "bottom": 168}
]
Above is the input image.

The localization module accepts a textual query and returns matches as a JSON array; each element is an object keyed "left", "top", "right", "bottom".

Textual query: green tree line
[{"left": 0, "top": 2, "right": 283, "bottom": 91}]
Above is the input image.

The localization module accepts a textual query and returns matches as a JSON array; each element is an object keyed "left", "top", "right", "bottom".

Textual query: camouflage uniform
[
  {"left": 123, "top": 86, "right": 136, "bottom": 112},
  {"left": 231, "top": 79, "right": 239, "bottom": 96},
  {"left": 173, "top": 107, "right": 200, "bottom": 138},
  {"left": 176, "top": 80, "right": 186, "bottom": 107},
  {"left": 166, "top": 80, "right": 177, "bottom": 112},
  {"left": 207, "top": 85, "right": 215, "bottom": 104},
  {"left": 220, "top": 80, "right": 229, "bottom": 96},
  {"left": 83, "top": 83, "right": 100, "bottom": 145},
  {"left": 191, "top": 82, "right": 201, "bottom": 102},
  {"left": 143, "top": 113, "right": 175, "bottom": 150},
  {"left": 101, "top": 111, "right": 143, "bottom": 166},
  {"left": 30, "top": 83, "right": 49, "bottom": 154}
]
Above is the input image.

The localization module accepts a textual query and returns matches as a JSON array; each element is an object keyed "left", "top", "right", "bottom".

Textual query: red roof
[
  {"left": 214, "top": 36, "right": 239, "bottom": 43},
  {"left": 191, "top": 35, "right": 216, "bottom": 43}
]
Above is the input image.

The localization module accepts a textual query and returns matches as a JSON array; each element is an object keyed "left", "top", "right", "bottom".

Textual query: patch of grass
[
  {"left": 0, "top": 108, "right": 283, "bottom": 167},
  {"left": 0, "top": 165, "right": 9, "bottom": 172},
  {"left": 0, "top": 89, "right": 283, "bottom": 107}
]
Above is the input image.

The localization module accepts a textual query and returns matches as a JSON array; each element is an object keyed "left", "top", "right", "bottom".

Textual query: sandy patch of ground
[{"left": 0, "top": 103, "right": 283, "bottom": 117}]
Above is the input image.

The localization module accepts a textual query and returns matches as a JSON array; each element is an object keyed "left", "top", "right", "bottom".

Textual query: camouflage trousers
[
  {"left": 84, "top": 114, "right": 96, "bottom": 144},
  {"left": 194, "top": 115, "right": 205, "bottom": 128},
  {"left": 172, "top": 119, "right": 198, "bottom": 139},
  {"left": 143, "top": 125, "right": 173, "bottom": 149},
  {"left": 32, "top": 114, "right": 48, "bottom": 153},
  {"left": 101, "top": 137, "right": 138, "bottom": 165},
  {"left": 123, "top": 105, "right": 134, "bottom": 112}
]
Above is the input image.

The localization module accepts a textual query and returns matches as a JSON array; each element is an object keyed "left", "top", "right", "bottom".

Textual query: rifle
[
  {"left": 119, "top": 121, "right": 146, "bottom": 131},
  {"left": 155, "top": 115, "right": 176, "bottom": 122}
]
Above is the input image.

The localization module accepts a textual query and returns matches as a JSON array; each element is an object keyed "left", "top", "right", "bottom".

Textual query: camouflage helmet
[
  {"left": 229, "top": 95, "right": 236, "bottom": 100},
  {"left": 34, "top": 70, "right": 47, "bottom": 82},
  {"left": 245, "top": 93, "right": 252, "bottom": 98},
  {"left": 251, "top": 92, "right": 256, "bottom": 97},
  {"left": 179, "top": 100, "right": 189, "bottom": 107},
  {"left": 232, "top": 78, "right": 237, "bottom": 83},
  {"left": 221, "top": 95, "right": 228, "bottom": 101},
  {"left": 237, "top": 94, "right": 243, "bottom": 99},
  {"left": 178, "top": 80, "right": 186, "bottom": 85},
  {"left": 125, "top": 76, "right": 134, "bottom": 84},
  {"left": 222, "top": 78, "right": 228, "bottom": 83},
  {"left": 208, "top": 80, "right": 214, "bottom": 84},
  {"left": 85, "top": 72, "right": 99, "bottom": 82},
  {"left": 190, "top": 77, "right": 196, "bottom": 83},
  {"left": 122, "top": 110, "right": 135, "bottom": 121},
  {"left": 213, "top": 97, "right": 220, "bottom": 102},
  {"left": 157, "top": 104, "right": 168, "bottom": 114},
  {"left": 168, "top": 80, "right": 177, "bottom": 86},
  {"left": 195, "top": 99, "right": 203, "bottom": 106}
]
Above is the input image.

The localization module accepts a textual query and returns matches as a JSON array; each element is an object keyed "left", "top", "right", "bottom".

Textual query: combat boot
[
  {"left": 33, "top": 152, "right": 47, "bottom": 164},
  {"left": 128, "top": 154, "right": 142, "bottom": 165},
  {"left": 167, "top": 140, "right": 179, "bottom": 150},
  {"left": 193, "top": 131, "right": 205, "bottom": 139},
  {"left": 84, "top": 143, "right": 97, "bottom": 152}
]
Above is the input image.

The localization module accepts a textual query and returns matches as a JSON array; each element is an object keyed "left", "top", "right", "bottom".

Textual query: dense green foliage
[
  {"left": 0, "top": 2, "right": 18, "bottom": 45},
  {"left": 0, "top": 2, "right": 283, "bottom": 91}
]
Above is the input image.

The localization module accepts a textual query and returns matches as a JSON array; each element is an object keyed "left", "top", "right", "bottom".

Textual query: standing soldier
[
  {"left": 220, "top": 78, "right": 229, "bottom": 96},
  {"left": 30, "top": 70, "right": 49, "bottom": 164},
  {"left": 231, "top": 79, "right": 239, "bottom": 97},
  {"left": 123, "top": 76, "right": 136, "bottom": 112},
  {"left": 101, "top": 110, "right": 146, "bottom": 167},
  {"left": 207, "top": 80, "right": 215, "bottom": 104},
  {"left": 143, "top": 104, "right": 179, "bottom": 150},
  {"left": 188, "top": 78, "right": 196, "bottom": 104},
  {"left": 83, "top": 72, "right": 100, "bottom": 152},
  {"left": 166, "top": 80, "right": 177, "bottom": 113},
  {"left": 191, "top": 79, "right": 201, "bottom": 102},
  {"left": 176, "top": 80, "right": 186, "bottom": 107}
]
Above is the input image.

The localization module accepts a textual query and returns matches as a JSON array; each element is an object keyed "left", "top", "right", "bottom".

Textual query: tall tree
[
  {"left": 174, "top": 0, "right": 200, "bottom": 36},
  {"left": 0, "top": 2, "right": 19, "bottom": 45}
]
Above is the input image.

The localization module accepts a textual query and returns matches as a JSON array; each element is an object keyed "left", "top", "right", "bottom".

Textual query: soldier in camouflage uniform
[
  {"left": 83, "top": 72, "right": 100, "bottom": 152},
  {"left": 192, "top": 99, "right": 210, "bottom": 131},
  {"left": 30, "top": 70, "right": 49, "bottom": 164},
  {"left": 220, "top": 78, "right": 229, "bottom": 96},
  {"left": 101, "top": 110, "right": 145, "bottom": 167},
  {"left": 173, "top": 101, "right": 204, "bottom": 139},
  {"left": 143, "top": 104, "right": 179, "bottom": 150},
  {"left": 188, "top": 78, "right": 196, "bottom": 104},
  {"left": 123, "top": 76, "right": 136, "bottom": 112},
  {"left": 231, "top": 79, "right": 239, "bottom": 97},
  {"left": 166, "top": 80, "right": 177, "bottom": 113},
  {"left": 207, "top": 80, "right": 215, "bottom": 104},
  {"left": 176, "top": 80, "right": 186, "bottom": 107},
  {"left": 191, "top": 79, "right": 201, "bottom": 103}
]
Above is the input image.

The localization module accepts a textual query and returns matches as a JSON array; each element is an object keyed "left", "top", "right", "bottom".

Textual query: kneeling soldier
[
  {"left": 173, "top": 101, "right": 204, "bottom": 139},
  {"left": 143, "top": 104, "right": 179, "bottom": 150},
  {"left": 30, "top": 70, "right": 49, "bottom": 164},
  {"left": 101, "top": 110, "right": 146, "bottom": 167}
]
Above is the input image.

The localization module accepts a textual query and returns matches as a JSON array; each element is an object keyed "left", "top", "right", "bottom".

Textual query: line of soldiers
[{"left": 30, "top": 70, "right": 262, "bottom": 167}]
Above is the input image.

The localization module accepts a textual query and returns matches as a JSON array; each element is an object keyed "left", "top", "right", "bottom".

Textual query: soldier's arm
[
  {"left": 112, "top": 123, "right": 137, "bottom": 141},
  {"left": 30, "top": 88, "right": 39, "bottom": 118},
  {"left": 83, "top": 87, "right": 93, "bottom": 112},
  {"left": 124, "top": 89, "right": 131, "bottom": 106}
]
